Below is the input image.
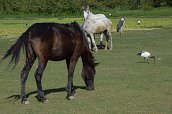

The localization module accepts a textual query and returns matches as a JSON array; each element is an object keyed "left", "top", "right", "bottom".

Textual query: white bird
[{"left": 137, "top": 51, "right": 155, "bottom": 63}]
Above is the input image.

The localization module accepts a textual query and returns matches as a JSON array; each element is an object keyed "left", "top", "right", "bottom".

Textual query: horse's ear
[
  {"left": 82, "top": 6, "right": 84, "bottom": 10},
  {"left": 86, "top": 6, "right": 89, "bottom": 10}
]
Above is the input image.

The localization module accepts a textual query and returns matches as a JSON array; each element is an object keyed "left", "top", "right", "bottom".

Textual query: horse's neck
[{"left": 88, "top": 12, "right": 94, "bottom": 19}]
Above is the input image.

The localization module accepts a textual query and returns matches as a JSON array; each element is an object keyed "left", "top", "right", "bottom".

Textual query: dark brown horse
[{"left": 1, "top": 22, "right": 96, "bottom": 104}]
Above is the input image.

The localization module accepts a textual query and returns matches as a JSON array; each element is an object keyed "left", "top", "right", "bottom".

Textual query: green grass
[{"left": 0, "top": 16, "right": 172, "bottom": 114}]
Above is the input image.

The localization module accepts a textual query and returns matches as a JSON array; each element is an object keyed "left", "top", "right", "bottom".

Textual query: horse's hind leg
[
  {"left": 104, "top": 31, "right": 109, "bottom": 50},
  {"left": 21, "top": 57, "right": 36, "bottom": 104},
  {"left": 104, "top": 31, "right": 112, "bottom": 50},
  {"left": 99, "top": 33, "right": 103, "bottom": 49},
  {"left": 34, "top": 59, "right": 48, "bottom": 103}
]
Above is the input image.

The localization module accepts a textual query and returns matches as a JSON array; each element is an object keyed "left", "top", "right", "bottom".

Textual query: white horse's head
[{"left": 82, "top": 6, "right": 91, "bottom": 20}]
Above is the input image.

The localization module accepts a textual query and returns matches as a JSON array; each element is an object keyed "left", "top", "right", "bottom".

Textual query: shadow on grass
[
  {"left": 136, "top": 61, "right": 148, "bottom": 63},
  {"left": 6, "top": 86, "right": 86, "bottom": 102}
]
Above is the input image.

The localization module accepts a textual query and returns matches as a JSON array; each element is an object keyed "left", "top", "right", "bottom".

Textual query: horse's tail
[{"left": 1, "top": 29, "right": 30, "bottom": 67}]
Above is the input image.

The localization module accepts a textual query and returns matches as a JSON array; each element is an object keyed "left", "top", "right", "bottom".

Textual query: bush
[
  {"left": 166, "top": 0, "right": 172, "bottom": 6},
  {"left": 0, "top": 0, "right": 171, "bottom": 15}
]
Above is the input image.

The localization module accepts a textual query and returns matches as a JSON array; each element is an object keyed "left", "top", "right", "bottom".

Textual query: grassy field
[{"left": 0, "top": 16, "right": 172, "bottom": 114}]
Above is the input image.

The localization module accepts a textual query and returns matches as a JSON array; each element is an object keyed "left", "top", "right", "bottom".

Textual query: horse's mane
[
  {"left": 71, "top": 22, "right": 90, "bottom": 50},
  {"left": 69, "top": 22, "right": 96, "bottom": 68}
]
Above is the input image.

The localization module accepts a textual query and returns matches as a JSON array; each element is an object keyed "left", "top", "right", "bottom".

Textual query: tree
[{"left": 166, "top": 0, "right": 172, "bottom": 6}]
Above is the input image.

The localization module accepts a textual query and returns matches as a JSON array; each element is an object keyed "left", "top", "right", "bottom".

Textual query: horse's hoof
[
  {"left": 37, "top": 95, "right": 48, "bottom": 103},
  {"left": 21, "top": 100, "right": 30, "bottom": 104},
  {"left": 92, "top": 47, "right": 98, "bottom": 52},
  {"left": 40, "top": 98, "right": 49, "bottom": 103},
  {"left": 43, "top": 99, "right": 49, "bottom": 103},
  {"left": 74, "top": 93, "right": 77, "bottom": 96},
  {"left": 68, "top": 96, "right": 75, "bottom": 100}
]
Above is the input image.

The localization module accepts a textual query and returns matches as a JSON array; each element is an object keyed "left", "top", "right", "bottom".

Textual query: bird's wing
[
  {"left": 141, "top": 51, "right": 151, "bottom": 57},
  {"left": 116, "top": 21, "right": 124, "bottom": 32}
]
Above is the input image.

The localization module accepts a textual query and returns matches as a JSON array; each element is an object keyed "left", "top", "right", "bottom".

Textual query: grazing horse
[
  {"left": 82, "top": 6, "right": 113, "bottom": 52},
  {"left": 1, "top": 22, "right": 96, "bottom": 104}
]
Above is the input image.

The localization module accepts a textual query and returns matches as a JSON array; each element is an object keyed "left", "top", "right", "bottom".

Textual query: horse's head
[
  {"left": 82, "top": 6, "right": 91, "bottom": 20},
  {"left": 82, "top": 59, "right": 97, "bottom": 91},
  {"left": 82, "top": 67, "right": 95, "bottom": 90}
]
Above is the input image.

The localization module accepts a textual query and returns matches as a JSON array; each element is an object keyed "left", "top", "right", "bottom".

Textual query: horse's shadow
[{"left": 6, "top": 86, "right": 86, "bottom": 102}]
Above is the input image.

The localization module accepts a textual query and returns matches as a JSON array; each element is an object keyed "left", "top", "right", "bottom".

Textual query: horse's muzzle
[{"left": 86, "top": 85, "right": 94, "bottom": 90}]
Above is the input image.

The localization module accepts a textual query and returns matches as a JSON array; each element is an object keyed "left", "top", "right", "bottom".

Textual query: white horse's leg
[
  {"left": 87, "top": 37, "right": 91, "bottom": 49},
  {"left": 90, "top": 34, "right": 98, "bottom": 52},
  {"left": 104, "top": 31, "right": 112, "bottom": 50},
  {"left": 109, "top": 33, "right": 113, "bottom": 50},
  {"left": 99, "top": 33, "right": 103, "bottom": 49},
  {"left": 104, "top": 32, "right": 108, "bottom": 50}
]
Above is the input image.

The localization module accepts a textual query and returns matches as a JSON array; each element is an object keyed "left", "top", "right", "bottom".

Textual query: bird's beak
[{"left": 150, "top": 56, "right": 155, "bottom": 63}]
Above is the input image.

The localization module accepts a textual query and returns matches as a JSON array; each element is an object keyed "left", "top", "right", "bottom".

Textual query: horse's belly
[{"left": 49, "top": 47, "right": 74, "bottom": 61}]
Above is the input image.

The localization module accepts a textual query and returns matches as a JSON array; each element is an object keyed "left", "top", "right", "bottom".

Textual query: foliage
[
  {"left": 166, "top": 0, "right": 172, "bottom": 6},
  {"left": 0, "top": 0, "right": 171, "bottom": 15}
]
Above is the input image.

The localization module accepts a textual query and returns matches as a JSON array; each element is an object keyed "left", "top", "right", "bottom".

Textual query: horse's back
[
  {"left": 90, "top": 14, "right": 106, "bottom": 20},
  {"left": 83, "top": 17, "right": 112, "bottom": 34},
  {"left": 28, "top": 22, "right": 84, "bottom": 61}
]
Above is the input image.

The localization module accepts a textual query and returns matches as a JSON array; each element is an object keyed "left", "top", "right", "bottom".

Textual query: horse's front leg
[
  {"left": 66, "top": 58, "right": 78, "bottom": 100},
  {"left": 90, "top": 34, "right": 98, "bottom": 52},
  {"left": 87, "top": 37, "right": 92, "bottom": 49},
  {"left": 66, "top": 78, "right": 76, "bottom": 100},
  {"left": 34, "top": 61, "right": 48, "bottom": 103}
]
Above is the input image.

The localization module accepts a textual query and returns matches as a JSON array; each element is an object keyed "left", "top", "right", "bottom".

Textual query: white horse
[{"left": 82, "top": 6, "right": 113, "bottom": 52}]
